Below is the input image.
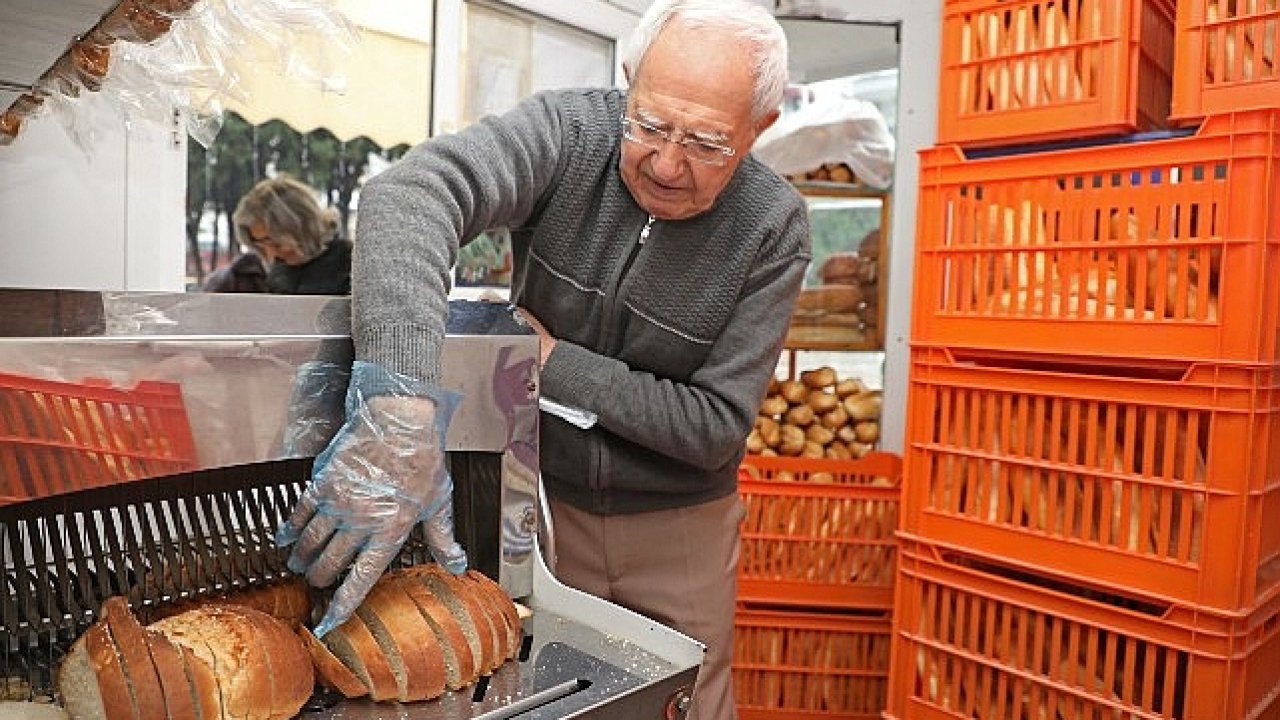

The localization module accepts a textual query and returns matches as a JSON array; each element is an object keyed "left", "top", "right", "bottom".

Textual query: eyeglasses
[
  {"left": 620, "top": 114, "right": 735, "bottom": 166},
  {"left": 247, "top": 229, "right": 279, "bottom": 247}
]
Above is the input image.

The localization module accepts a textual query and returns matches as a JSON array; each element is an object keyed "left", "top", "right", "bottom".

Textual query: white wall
[{"left": 0, "top": 101, "right": 187, "bottom": 291}]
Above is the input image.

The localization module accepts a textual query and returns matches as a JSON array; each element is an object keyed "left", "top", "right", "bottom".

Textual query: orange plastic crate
[
  {"left": 738, "top": 453, "right": 902, "bottom": 610},
  {"left": 886, "top": 536, "right": 1280, "bottom": 720},
  {"left": 938, "top": 0, "right": 1176, "bottom": 147},
  {"left": 913, "top": 109, "right": 1280, "bottom": 362},
  {"left": 0, "top": 370, "right": 197, "bottom": 505},
  {"left": 734, "top": 606, "right": 892, "bottom": 720},
  {"left": 1172, "top": 1, "right": 1280, "bottom": 124},
  {"left": 903, "top": 346, "right": 1280, "bottom": 613}
]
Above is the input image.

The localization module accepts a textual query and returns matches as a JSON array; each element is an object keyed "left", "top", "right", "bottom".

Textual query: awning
[{"left": 227, "top": 0, "right": 432, "bottom": 149}]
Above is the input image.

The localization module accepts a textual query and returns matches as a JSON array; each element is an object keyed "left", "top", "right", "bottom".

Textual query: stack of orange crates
[
  {"left": 0, "top": 370, "right": 198, "bottom": 505},
  {"left": 936, "top": 0, "right": 1177, "bottom": 147},
  {"left": 734, "top": 452, "right": 902, "bottom": 719},
  {"left": 889, "top": 1, "right": 1280, "bottom": 718}
]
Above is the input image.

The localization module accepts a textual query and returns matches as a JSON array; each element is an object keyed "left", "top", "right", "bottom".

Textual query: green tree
[
  {"left": 334, "top": 137, "right": 382, "bottom": 235},
  {"left": 256, "top": 119, "right": 305, "bottom": 178},
  {"left": 187, "top": 115, "right": 410, "bottom": 278},
  {"left": 185, "top": 141, "right": 209, "bottom": 282}
]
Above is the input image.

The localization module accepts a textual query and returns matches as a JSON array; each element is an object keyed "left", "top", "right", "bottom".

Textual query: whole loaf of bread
[{"left": 57, "top": 593, "right": 314, "bottom": 720}]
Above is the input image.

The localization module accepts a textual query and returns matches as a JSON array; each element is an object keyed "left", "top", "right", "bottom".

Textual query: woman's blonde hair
[{"left": 232, "top": 175, "right": 340, "bottom": 262}]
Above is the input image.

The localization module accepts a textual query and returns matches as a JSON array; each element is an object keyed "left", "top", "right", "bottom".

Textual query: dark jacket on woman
[
  {"left": 202, "top": 253, "right": 269, "bottom": 293},
  {"left": 267, "top": 238, "right": 353, "bottom": 295}
]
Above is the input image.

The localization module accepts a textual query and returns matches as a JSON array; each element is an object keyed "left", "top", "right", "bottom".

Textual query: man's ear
[{"left": 754, "top": 108, "right": 781, "bottom": 135}]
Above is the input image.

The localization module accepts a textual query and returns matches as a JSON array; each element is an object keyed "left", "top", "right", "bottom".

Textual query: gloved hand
[
  {"left": 280, "top": 360, "right": 351, "bottom": 458},
  {"left": 276, "top": 361, "right": 466, "bottom": 638}
]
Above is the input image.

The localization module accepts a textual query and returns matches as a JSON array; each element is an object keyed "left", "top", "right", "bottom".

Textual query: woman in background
[{"left": 232, "top": 175, "right": 352, "bottom": 295}]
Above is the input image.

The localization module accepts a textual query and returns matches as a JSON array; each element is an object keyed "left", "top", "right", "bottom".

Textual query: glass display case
[{"left": 784, "top": 184, "right": 889, "bottom": 353}]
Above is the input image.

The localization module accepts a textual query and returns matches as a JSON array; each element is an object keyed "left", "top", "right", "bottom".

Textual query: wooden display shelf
[{"left": 792, "top": 180, "right": 889, "bottom": 199}]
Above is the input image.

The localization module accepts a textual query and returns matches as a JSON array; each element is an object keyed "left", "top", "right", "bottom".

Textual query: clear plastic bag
[
  {"left": 8, "top": 0, "right": 359, "bottom": 149},
  {"left": 753, "top": 96, "right": 897, "bottom": 190}
]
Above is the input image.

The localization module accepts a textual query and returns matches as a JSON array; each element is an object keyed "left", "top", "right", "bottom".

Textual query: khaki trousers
[{"left": 548, "top": 494, "right": 744, "bottom": 720}]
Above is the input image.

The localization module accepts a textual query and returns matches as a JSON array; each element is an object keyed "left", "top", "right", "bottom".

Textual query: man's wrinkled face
[{"left": 619, "top": 22, "right": 773, "bottom": 221}]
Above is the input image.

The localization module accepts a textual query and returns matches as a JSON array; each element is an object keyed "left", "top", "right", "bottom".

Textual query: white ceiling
[{"left": 780, "top": 17, "right": 899, "bottom": 84}]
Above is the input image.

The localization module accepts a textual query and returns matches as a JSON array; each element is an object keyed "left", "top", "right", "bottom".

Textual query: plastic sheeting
[{"left": 753, "top": 95, "right": 896, "bottom": 190}]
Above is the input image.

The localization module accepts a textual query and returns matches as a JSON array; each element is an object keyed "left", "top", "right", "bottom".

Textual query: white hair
[{"left": 623, "top": 0, "right": 789, "bottom": 122}]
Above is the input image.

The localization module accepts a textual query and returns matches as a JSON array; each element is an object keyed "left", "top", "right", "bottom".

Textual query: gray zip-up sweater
[{"left": 354, "top": 87, "right": 811, "bottom": 514}]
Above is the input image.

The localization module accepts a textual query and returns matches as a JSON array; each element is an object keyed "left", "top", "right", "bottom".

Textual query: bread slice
[
  {"left": 464, "top": 571, "right": 522, "bottom": 664},
  {"left": 321, "top": 616, "right": 398, "bottom": 702},
  {"left": 297, "top": 626, "right": 367, "bottom": 699},
  {"left": 175, "top": 643, "right": 221, "bottom": 720},
  {"left": 56, "top": 631, "right": 107, "bottom": 720},
  {"left": 457, "top": 573, "right": 510, "bottom": 666},
  {"left": 84, "top": 620, "right": 136, "bottom": 720},
  {"left": 437, "top": 570, "right": 502, "bottom": 674},
  {"left": 356, "top": 582, "right": 446, "bottom": 702},
  {"left": 402, "top": 566, "right": 496, "bottom": 675},
  {"left": 238, "top": 606, "right": 313, "bottom": 720},
  {"left": 392, "top": 571, "right": 476, "bottom": 690},
  {"left": 151, "top": 604, "right": 275, "bottom": 720},
  {"left": 140, "top": 625, "right": 198, "bottom": 720},
  {"left": 100, "top": 598, "right": 167, "bottom": 720}
]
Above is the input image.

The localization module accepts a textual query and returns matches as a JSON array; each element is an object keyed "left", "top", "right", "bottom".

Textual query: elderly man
[{"left": 279, "top": 1, "right": 809, "bottom": 717}]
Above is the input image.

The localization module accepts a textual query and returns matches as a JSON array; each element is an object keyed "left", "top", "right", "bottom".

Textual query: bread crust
[
  {"left": 237, "top": 606, "right": 313, "bottom": 720},
  {"left": 143, "top": 579, "right": 312, "bottom": 630},
  {"left": 176, "top": 643, "right": 222, "bottom": 720},
  {"left": 152, "top": 604, "right": 278, "bottom": 719},
  {"left": 328, "top": 616, "right": 398, "bottom": 702},
  {"left": 360, "top": 582, "right": 446, "bottom": 702},
  {"left": 231, "top": 580, "right": 312, "bottom": 630},
  {"left": 402, "top": 566, "right": 497, "bottom": 675},
  {"left": 392, "top": 571, "right": 476, "bottom": 690},
  {"left": 101, "top": 598, "right": 168, "bottom": 720},
  {"left": 297, "top": 626, "right": 367, "bottom": 699},
  {"left": 141, "top": 626, "right": 198, "bottom": 720},
  {"left": 83, "top": 622, "right": 135, "bottom": 720},
  {"left": 438, "top": 570, "right": 501, "bottom": 674},
  {"left": 465, "top": 571, "right": 522, "bottom": 664}
]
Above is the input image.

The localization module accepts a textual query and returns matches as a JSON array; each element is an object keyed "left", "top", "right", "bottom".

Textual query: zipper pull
[{"left": 639, "top": 215, "right": 655, "bottom": 244}]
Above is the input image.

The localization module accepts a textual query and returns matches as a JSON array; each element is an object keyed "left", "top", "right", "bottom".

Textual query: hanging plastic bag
[{"left": 753, "top": 96, "right": 896, "bottom": 190}]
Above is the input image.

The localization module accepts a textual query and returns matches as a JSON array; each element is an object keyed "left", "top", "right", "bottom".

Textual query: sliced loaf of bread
[
  {"left": 391, "top": 570, "right": 476, "bottom": 690},
  {"left": 356, "top": 582, "right": 446, "bottom": 702},
  {"left": 298, "top": 564, "right": 522, "bottom": 704}
]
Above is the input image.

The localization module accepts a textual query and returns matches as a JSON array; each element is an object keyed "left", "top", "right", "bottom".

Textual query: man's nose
[{"left": 649, "top": 139, "right": 685, "bottom": 179}]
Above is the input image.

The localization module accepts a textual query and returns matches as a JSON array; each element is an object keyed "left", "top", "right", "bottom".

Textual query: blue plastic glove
[
  {"left": 276, "top": 361, "right": 466, "bottom": 638},
  {"left": 280, "top": 360, "right": 351, "bottom": 458}
]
